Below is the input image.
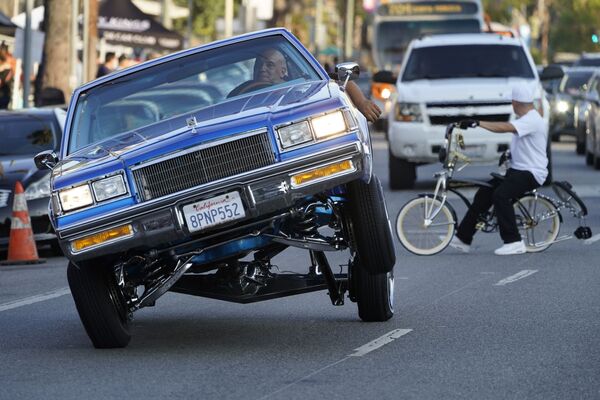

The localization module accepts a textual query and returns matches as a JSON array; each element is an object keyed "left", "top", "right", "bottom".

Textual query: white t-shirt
[{"left": 510, "top": 109, "right": 548, "bottom": 185}]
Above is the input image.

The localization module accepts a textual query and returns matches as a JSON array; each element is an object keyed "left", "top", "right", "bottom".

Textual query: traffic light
[{"left": 593, "top": 34, "right": 599, "bottom": 44}]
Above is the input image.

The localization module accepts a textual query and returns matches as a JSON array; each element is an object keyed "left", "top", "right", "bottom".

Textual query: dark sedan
[
  {"left": 0, "top": 108, "right": 65, "bottom": 251},
  {"left": 549, "top": 68, "right": 596, "bottom": 149}
]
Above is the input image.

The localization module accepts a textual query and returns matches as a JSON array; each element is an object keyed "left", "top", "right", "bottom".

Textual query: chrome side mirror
[
  {"left": 34, "top": 150, "right": 58, "bottom": 170},
  {"left": 335, "top": 62, "right": 360, "bottom": 89}
]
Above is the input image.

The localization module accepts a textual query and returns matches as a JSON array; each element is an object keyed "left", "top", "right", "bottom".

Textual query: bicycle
[{"left": 395, "top": 123, "right": 592, "bottom": 256}]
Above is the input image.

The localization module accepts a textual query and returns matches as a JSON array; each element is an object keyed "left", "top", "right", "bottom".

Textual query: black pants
[{"left": 456, "top": 168, "right": 541, "bottom": 245}]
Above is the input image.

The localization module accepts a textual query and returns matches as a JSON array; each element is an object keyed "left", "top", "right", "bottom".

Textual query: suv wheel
[
  {"left": 67, "top": 261, "right": 131, "bottom": 348},
  {"left": 586, "top": 151, "right": 594, "bottom": 166},
  {"left": 345, "top": 175, "right": 396, "bottom": 274},
  {"left": 351, "top": 260, "right": 394, "bottom": 322},
  {"left": 389, "top": 150, "right": 416, "bottom": 189},
  {"left": 576, "top": 140, "right": 585, "bottom": 155}
]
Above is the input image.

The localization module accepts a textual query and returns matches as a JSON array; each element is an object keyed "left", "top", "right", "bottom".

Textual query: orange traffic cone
[{"left": 1, "top": 181, "right": 45, "bottom": 265}]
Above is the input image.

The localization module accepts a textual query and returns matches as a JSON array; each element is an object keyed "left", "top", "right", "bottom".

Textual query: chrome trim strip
[
  {"left": 130, "top": 128, "right": 270, "bottom": 171},
  {"left": 57, "top": 141, "right": 362, "bottom": 237}
]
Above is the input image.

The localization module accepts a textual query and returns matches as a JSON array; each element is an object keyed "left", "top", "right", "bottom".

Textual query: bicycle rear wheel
[
  {"left": 396, "top": 196, "right": 456, "bottom": 256},
  {"left": 514, "top": 195, "right": 560, "bottom": 252}
]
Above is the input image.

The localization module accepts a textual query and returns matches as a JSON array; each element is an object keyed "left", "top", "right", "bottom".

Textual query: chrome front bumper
[{"left": 58, "top": 142, "right": 367, "bottom": 261}]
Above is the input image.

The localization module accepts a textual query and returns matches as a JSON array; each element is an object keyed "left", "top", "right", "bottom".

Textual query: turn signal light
[
  {"left": 71, "top": 224, "right": 133, "bottom": 252},
  {"left": 291, "top": 160, "right": 355, "bottom": 187}
]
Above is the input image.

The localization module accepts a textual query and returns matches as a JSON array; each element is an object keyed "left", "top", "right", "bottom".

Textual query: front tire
[
  {"left": 352, "top": 261, "right": 394, "bottom": 322},
  {"left": 67, "top": 261, "right": 131, "bottom": 348},
  {"left": 346, "top": 175, "right": 396, "bottom": 274},
  {"left": 396, "top": 196, "right": 456, "bottom": 255}
]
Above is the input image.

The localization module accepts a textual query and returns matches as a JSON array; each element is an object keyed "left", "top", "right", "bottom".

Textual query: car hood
[
  {"left": 397, "top": 78, "right": 543, "bottom": 103},
  {"left": 0, "top": 155, "right": 39, "bottom": 190},
  {"left": 55, "top": 80, "right": 339, "bottom": 188}
]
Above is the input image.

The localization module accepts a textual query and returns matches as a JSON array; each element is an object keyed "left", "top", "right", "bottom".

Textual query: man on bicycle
[{"left": 451, "top": 86, "right": 548, "bottom": 255}]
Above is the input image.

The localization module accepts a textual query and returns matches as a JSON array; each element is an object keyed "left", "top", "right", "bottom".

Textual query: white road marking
[
  {"left": 494, "top": 270, "right": 538, "bottom": 286},
  {"left": 584, "top": 234, "right": 600, "bottom": 245},
  {"left": 0, "top": 288, "right": 70, "bottom": 312},
  {"left": 349, "top": 329, "right": 413, "bottom": 357},
  {"left": 259, "top": 328, "right": 412, "bottom": 399}
]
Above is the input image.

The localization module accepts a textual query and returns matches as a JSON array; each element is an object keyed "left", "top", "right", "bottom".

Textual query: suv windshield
[
  {"left": 0, "top": 116, "right": 55, "bottom": 155},
  {"left": 375, "top": 20, "right": 481, "bottom": 69},
  {"left": 402, "top": 44, "right": 535, "bottom": 81},
  {"left": 68, "top": 35, "right": 321, "bottom": 155}
]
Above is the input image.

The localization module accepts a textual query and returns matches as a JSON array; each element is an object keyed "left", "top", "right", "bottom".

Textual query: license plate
[{"left": 182, "top": 192, "right": 246, "bottom": 233}]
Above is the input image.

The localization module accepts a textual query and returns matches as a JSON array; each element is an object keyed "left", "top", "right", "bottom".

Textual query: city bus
[{"left": 372, "top": 0, "right": 485, "bottom": 71}]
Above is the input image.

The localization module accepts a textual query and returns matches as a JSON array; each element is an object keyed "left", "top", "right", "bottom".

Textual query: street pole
[
  {"left": 22, "top": 0, "right": 33, "bottom": 108},
  {"left": 162, "top": 0, "right": 172, "bottom": 29},
  {"left": 186, "top": 0, "right": 193, "bottom": 48},
  {"left": 315, "top": 0, "right": 323, "bottom": 55},
  {"left": 82, "top": 0, "right": 89, "bottom": 83},
  {"left": 70, "top": 0, "right": 79, "bottom": 90},
  {"left": 344, "top": 0, "right": 355, "bottom": 60},
  {"left": 225, "top": 0, "right": 233, "bottom": 37}
]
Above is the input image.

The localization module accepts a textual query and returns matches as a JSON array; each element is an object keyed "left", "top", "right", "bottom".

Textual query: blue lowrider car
[{"left": 35, "top": 29, "right": 396, "bottom": 348}]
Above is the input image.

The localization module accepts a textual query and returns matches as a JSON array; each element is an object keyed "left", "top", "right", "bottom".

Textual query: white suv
[{"left": 387, "top": 33, "right": 550, "bottom": 189}]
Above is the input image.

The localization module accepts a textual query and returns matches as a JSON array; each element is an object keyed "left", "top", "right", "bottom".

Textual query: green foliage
[{"left": 172, "top": 0, "right": 226, "bottom": 41}]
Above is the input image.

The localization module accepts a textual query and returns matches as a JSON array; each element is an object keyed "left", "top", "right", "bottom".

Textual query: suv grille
[
  {"left": 429, "top": 114, "right": 510, "bottom": 126},
  {"left": 132, "top": 131, "right": 275, "bottom": 201}
]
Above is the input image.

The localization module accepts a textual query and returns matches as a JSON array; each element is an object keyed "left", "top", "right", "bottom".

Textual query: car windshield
[
  {"left": 375, "top": 20, "right": 481, "bottom": 69},
  {"left": 573, "top": 57, "right": 600, "bottom": 67},
  {"left": 560, "top": 71, "right": 594, "bottom": 94},
  {"left": 402, "top": 44, "right": 535, "bottom": 81},
  {"left": 68, "top": 35, "right": 322, "bottom": 155},
  {"left": 0, "top": 115, "right": 56, "bottom": 156}
]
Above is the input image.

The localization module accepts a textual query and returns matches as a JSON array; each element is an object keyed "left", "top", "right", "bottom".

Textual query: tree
[{"left": 41, "top": 0, "right": 71, "bottom": 101}]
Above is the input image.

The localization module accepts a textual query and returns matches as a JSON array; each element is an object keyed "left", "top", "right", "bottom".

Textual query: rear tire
[
  {"left": 389, "top": 151, "right": 416, "bottom": 190},
  {"left": 346, "top": 175, "right": 396, "bottom": 274},
  {"left": 594, "top": 154, "right": 600, "bottom": 170},
  {"left": 586, "top": 152, "right": 593, "bottom": 166},
  {"left": 352, "top": 261, "right": 394, "bottom": 322},
  {"left": 514, "top": 195, "right": 560, "bottom": 253},
  {"left": 576, "top": 141, "right": 585, "bottom": 155},
  {"left": 67, "top": 261, "right": 131, "bottom": 348}
]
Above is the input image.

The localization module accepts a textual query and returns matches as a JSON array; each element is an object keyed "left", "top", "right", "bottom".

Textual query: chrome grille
[{"left": 133, "top": 131, "right": 275, "bottom": 201}]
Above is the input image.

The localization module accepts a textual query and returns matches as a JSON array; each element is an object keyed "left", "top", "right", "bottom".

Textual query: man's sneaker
[
  {"left": 447, "top": 236, "right": 470, "bottom": 253},
  {"left": 494, "top": 240, "right": 526, "bottom": 255}
]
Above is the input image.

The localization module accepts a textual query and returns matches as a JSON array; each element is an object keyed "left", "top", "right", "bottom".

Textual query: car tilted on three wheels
[{"left": 35, "top": 29, "right": 396, "bottom": 348}]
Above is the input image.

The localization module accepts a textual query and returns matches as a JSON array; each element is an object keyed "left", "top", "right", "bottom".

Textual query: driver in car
[{"left": 228, "top": 48, "right": 381, "bottom": 123}]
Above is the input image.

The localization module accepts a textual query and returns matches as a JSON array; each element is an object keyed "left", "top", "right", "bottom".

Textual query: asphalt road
[{"left": 1, "top": 135, "right": 599, "bottom": 400}]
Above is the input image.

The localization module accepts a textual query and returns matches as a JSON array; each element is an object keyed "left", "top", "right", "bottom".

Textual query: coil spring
[{"left": 295, "top": 210, "right": 320, "bottom": 237}]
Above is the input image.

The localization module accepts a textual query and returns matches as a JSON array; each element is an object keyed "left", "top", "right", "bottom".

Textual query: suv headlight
[
  {"left": 59, "top": 184, "right": 93, "bottom": 212},
  {"left": 25, "top": 175, "right": 51, "bottom": 201},
  {"left": 394, "top": 102, "right": 422, "bottom": 122},
  {"left": 92, "top": 175, "right": 127, "bottom": 202}
]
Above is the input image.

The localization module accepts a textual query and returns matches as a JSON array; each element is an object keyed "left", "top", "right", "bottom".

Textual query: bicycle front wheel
[
  {"left": 514, "top": 195, "right": 560, "bottom": 252},
  {"left": 396, "top": 196, "right": 456, "bottom": 256}
]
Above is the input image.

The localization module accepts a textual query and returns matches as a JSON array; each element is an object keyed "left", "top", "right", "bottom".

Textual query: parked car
[
  {"left": 572, "top": 52, "right": 600, "bottom": 68},
  {"left": 386, "top": 33, "right": 551, "bottom": 189},
  {"left": 36, "top": 29, "right": 396, "bottom": 348},
  {"left": 0, "top": 108, "right": 66, "bottom": 252},
  {"left": 581, "top": 70, "right": 600, "bottom": 169},
  {"left": 550, "top": 67, "right": 596, "bottom": 147}
]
